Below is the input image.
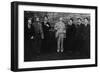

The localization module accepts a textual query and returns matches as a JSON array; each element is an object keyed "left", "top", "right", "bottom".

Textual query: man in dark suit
[
  {"left": 81, "top": 17, "right": 90, "bottom": 56},
  {"left": 42, "top": 16, "right": 51, "bottom": 53},
  {"left": 67, "top": 18, "right": 76, "bottom": 40},
  {"left": 24, "top": 17, "right": 34, "bottom": 60},
  {"left": 83, "top": 18, "right": 90, "bottom": 40},
  {"left": 32, "top": 17, "right": 44, "bottom": 54},
  {"left": 66, "top": 18, "right": 76, "bottom": 53},
  {"left": 74, "top": 18, "right": 84, "bottom": 55}
]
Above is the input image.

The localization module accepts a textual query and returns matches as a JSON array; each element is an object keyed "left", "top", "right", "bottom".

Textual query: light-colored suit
[{"left": 54, "top": 21, "right": 66, "bottom": 38}]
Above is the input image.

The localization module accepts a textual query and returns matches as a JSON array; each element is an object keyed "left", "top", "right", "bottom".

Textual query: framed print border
[{"left": 11, "top": 1, "right": 98, "bottom": 72}]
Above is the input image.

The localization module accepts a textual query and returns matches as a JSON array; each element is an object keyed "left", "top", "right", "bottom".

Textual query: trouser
[
  {"left": 81, "top": 39, "right": 90, "bottom": 56},
  {"left": 32, "top": 34, "right": 42, "bottom": 54},
  {"left": 24, "top": 39, "right": 32, "bottom": 60}
]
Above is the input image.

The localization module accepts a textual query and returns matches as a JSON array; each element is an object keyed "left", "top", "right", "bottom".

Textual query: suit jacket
[
  {"left": 66, "top": 24, "right": 76, "bottom": 40},
  {"left": 24, "top": 23, "right": 34, "bottom": 40},
  {"left": 33, "top": 21, "right": 44, "bottom": 39},
  {"left": 82, "top": 24, "right": 90, "bottom": 40},
  {"left": 75, "top": 24, "right": 84, "bottom": 40},
  {"left": 42, "top": 22, "right": 51, "bottom": 40}
]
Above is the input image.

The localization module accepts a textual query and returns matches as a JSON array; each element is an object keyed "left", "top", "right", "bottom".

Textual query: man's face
[
  {"left": 36, "top": 17, "right": 39, "bottom": 21},
  {"left": 59, "top": 17, "right": 63, "bottom": 21},
  {"left": 28, "top": 19, "right": 32, "bottom": 24},
  {"left": 44, "top": 17, "right": 48, "bottom": 21},
  {"left": 84, "top": 18, "right": 88, "bottom": 24},
  {"left": 77, "top": 19, "right": 81, "bottom": 25},
  {"left": 68, "top": 20, "right": 73, "bottom": 25}
]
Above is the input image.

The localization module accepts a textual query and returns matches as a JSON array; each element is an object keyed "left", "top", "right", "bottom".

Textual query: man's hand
[
  {"left": 30, "top": 36, "right": 34, "bottom": 39},
  {"left": 41, "top": 35, "right": 44, "bottom": 39}
]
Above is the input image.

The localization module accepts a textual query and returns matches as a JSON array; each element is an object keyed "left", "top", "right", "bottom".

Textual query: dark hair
[
  {"left": 44, "top": 15, "right": 48, "bottom": 18},
  {"left": 35, "top": 16, "right": 39, "bottom": 19},
  {"left": 77, "top": 18, "right": 82, "bottom": 21},
  {"left": 28, "top": 17, "right": 32, "bottom": 20},
  {"left": 69, "top": 18, "right": 73, "bottom": 21}
]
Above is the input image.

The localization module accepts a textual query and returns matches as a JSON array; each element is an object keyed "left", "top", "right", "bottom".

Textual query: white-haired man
[{"left": 54, "top": 17, "right": 66, "bottom": 53}]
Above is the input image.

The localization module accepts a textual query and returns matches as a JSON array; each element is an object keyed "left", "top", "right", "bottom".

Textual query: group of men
[
  {"left": 24, "top": 16, "right": 51, "bottom": 58},
  {"left": 24, "top": 15, "right": 90, "bottom": 59},
  {"left": 65, "top": 17, "right": 90, "bottom": 55}
]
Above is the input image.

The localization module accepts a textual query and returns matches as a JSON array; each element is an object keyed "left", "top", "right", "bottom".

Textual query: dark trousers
[
  {"left": 24, "top": 39, "right": 32, "bottom": 60},
  {"left": 33, "top": 34, "right": 42, "bottom": 54}
]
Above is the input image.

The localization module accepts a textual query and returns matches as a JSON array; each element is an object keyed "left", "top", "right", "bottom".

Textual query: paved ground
[
  {"left": 24, "top": 39, "right": 90, "bottom": 62},
  {"left": 24, "top": 50, "right": 90, "bottom": 62}
]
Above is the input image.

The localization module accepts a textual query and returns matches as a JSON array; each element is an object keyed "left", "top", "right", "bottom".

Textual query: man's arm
[{"left": 40, "top": 23, "right": 44, "bottom": 39}]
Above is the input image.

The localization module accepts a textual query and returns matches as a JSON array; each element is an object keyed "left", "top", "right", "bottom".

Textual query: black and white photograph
[
  {"left": 11, "top": 1, "right": 97, "bottom": 71},
  {"left": 24, "top": 11, "right": 90, "bottom": 61}
]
